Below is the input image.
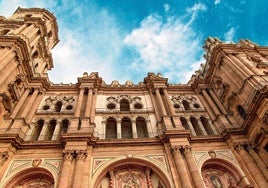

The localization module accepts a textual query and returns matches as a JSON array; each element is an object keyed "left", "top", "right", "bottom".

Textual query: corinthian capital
[
  {"left": 63, "top": 150, "right": 75, "bottom": 161},
  {"left": 76, "top": 150, "right": 87, "bottom": 161}
]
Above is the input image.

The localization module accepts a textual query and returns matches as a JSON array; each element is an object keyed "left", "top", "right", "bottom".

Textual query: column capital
[
  {"left": 75, "top": 150, "right": 87, "bottom": 161},
  {"left": 63, "top": 150, "right": 75, "bottom": 161}
]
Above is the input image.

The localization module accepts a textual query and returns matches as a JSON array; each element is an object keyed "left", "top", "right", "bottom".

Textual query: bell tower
[{"left": 0, "top": 7, "right": 59, "bottom": 79}]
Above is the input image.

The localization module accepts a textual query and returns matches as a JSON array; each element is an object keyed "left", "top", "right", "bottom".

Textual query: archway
[
  {"left": 94, "top": 157, "right": 172, "bottom": 188},
  {"left": 4, "top": 167, "right": 54, "bottom": 188},
  {"left": 201, "top": 158, "right": 243, "bottom": 188}
]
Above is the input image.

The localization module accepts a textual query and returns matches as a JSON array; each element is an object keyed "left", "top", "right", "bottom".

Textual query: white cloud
[
  {"left": 124, "top": 3, "right": 207, "bottom": 83},
  {"left": 214, "top": 0, "right": 221, "bottom": 5},
  {"left": 224, "top": 27, "right": 236, "bottom": 42},
  {"left": 164, "top": 4, "right": 170, "bottom": 12}
]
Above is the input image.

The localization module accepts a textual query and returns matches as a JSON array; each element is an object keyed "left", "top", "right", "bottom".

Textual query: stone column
[
  {"left": 117, "top": 120, "right": 121, "bottom": 139},
  {"left": 182, "top": 146, "right": 205, "bottom": 188},
  {"left": 74, "top": 87, "right": 85, "bottom": 117},
  {"left": 197, "top": 118, "right": 208, "bottom": 136},
  {"left": 185, "top": 117, "right": 196, "bottom": 136},
  {"left": 20, "top": 88, "right": 39, "bottom": 118},
  {"left": 132, "top": 119, "right": 137, "bottom": 138},
  {"left": 172, "top": 146, "right": 192, "bottom": 188},
  {"left": 52, "top": 121, "right": 62, "bottom": 141},
  {"left": 149, "top": 89, "right": 161, "bottom": 122},
  {"left": 186, "top": 117, "right": 197, "bottom": 136},
  {"left": 246, "top": 144, "right": 268, "bottom": 180},
  {"left": 10, "top": 88, "right": 30, "bottom": 118},
  {"left": 197, "top": 93, "right": 216, "bottom": 120},
  {"left": 58, "top": 150, "right": 74, "bottom": 188},
  {"left": 38, "top": 121, "right": 49, "bottom": 141},
  {"left": 155, "top": 88, "right": 167, "bottom": 116},
  {"left": 73, "top": 150, "right": 87, "bottom": 188},
  {"left": 208, "top": 89, "right": 228, "bottom": 115},
  {"left": 90, "top": 89, "right": 97, "bottom": 124},
  {"left": 234, "top": 143, "right": 268, "bottom": 187},
  {"left": 84, "top": 88, "right": 93, "bottom": 118},
  {"left": 201, "top": 89, "right": 220, "bottom": 116},
  {"left": 163, "top": 89, "right": 183, "bottom": 128}
]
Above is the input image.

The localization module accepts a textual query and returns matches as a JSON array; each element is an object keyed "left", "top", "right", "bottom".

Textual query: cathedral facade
[{"left": 0, "top": 7, "right": 267, "bottom": 188}]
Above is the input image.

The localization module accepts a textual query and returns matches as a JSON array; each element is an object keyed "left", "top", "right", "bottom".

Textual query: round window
[
  {"left": 66, "top": 105, "right": 73, "bottom": 110},
  {"left": 107, "top": 103, "right": 116, "bottom": 109},
  {"left": 42, "top": 105, "right": 50, "bottom": 110},
  {"left": 174, "top": 104, "right": 180, "bottom": 109},
  {"left": 134, "top": 103, "right": 143, "bottom": 109},
  {"left": 193, "top": 103, "right": 200, "bottom": 108}
]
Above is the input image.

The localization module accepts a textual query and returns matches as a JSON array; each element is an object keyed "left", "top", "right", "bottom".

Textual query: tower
[{"left": 0, "top": 8, "right": 267, "bottom": 188}]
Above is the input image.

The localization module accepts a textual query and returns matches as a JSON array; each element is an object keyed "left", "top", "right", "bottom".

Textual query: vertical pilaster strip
[
  {"left": 155, "top": 88, "right": 167, "bottom": 116},
  {"left": 234, "top": 143, "right": 268, "bottom": 187},
  {"left": 20, "top": 88, "right": 39, "bottom": 118},
  {"left": 73, "top": 150, "right": 87, "bottom": 188},
  {"left": 201, "top": 89, "right": 221, "bottom": 116},
  {"left": 246, "top": 144, "right": 268, "bottom": 180},
  {"left": 183, "top": 146, "right": 205, "bottom": 188},
  {"left": 132, "top": 119, "right": 137, "bottom": 138},
  {"left": 74, "top": 87, "right": 85, "bottom": 117},
  {"left": 117, "top": 120, "right": 121, "bottom": 139},
  {"left": 58, "top": 150, "right": 74, "bottom": 188},
  {"left": 10, "top": 88, "right": 30, "bottom": 118},
  {"left": 52, "top": 121, "right": 61, "bottom": 140},
  {"left": 84, "top": 88, "right": 93, "bottom": 118},
  {"left": 172, "top": 146, "right": 192, "bottom": 188},
  {"left": 208, "top": 89, "right": 228, "bottom": 115}
]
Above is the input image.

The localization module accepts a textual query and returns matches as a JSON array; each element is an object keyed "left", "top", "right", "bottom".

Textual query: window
[
  {"left": 66, "top": 105, "right": 73, "bottom": 110},
  {"left": 134, "top": 103, "right": 143, "bottom": 109},
  {"left": 182, "top": 100, "right": 190, "bottom": 110},
  {"left": 55, "top": 101, "right": 62, "bottom": 112},
  {"left": 62, "top": 119, "right": 69, "bottom": 133},
  {"left": 121, "top": 117, "right": 132, "bottom": 139},
  {"left": 47, "top": 120, "right": 56, "bottom": 140},
  {"left": 136, "top": 117, "right": 148, "bottom": 138},
  {"left": 106, "top": 118, "right": 117, "bottom": 139},
  {"left": 32, "top": 120, "right": 44, "bottom": 141},
  {"left": 174, "top": 104, "right": 180, "bottom": 109},
  {"left": 190, "top": 117, "right": 203, "bottom": 136},
  {"left": 180, "top": 117, "right": 190, "bottom": 130},
  {"left": 120, "top": 99, "right": 130, "bottom": 111},
  {"left": 200, "top": 116, "right": 214, "bottom": 135},
  {"left": 107, "top": 103, "right": 116, "bottom": 110}
]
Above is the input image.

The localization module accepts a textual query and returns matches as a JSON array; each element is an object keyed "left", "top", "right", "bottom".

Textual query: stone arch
[
  {"left": 3, "top": 167, "right": 54, "bottom": 188},
  {"left": 200, "top": 157, "right": 249, "bottom": 187},
  {"left": 91, "top": 156, "right": 174, "bottom": 188}
]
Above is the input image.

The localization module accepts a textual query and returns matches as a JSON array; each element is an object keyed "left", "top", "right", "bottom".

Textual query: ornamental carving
[{"left": 0, "top": 151, "right": 9, "bottom": 166}]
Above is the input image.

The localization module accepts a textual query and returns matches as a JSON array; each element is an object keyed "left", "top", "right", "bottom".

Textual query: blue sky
[{"left": 0, "top": 0, "right": 267, "bottom": 84}]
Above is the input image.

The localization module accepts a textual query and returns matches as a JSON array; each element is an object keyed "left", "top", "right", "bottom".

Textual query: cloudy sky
[{"left": 0, "top": 0, "right": 267, "bottom": 84}]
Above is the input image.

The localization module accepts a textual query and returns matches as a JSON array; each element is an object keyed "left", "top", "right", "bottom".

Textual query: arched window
[
  {"left": 136, "top": 117, "right": 148, "bottom": 138},
  {"left": 190, "top": 117, "right": 203, "bottom": 136},
  {"left": 106, "top": 117, "right": 117, "bottom": 139},
  {"left": 120, "top": 99, "right": 130, "bottom": 111},
  {"left": 55, "top": 101, "right": 63, "bottom": 112},
  {"left": 237, "top": 105, "right": 247, "bottom": 119},
  {"left": 121, "top": 117, "right": 132, "bottom": 139},
  {"left": 47, "top": 120, "right": 56, "bottom": 140},
  {"left": 32, "top": 120, "right": 44, "bottom": 141},
  {"left": 200, "top": 116, "right": 214, "bottom": 135},
  {"left": 62, "top": 119, "right": 69, "bottom": 133},
  {"left": 180, "top": 117, "right": 190, "bottom": 130},
  {"left": 182, "top": 100, "right": 190, "bottom": 110}
]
